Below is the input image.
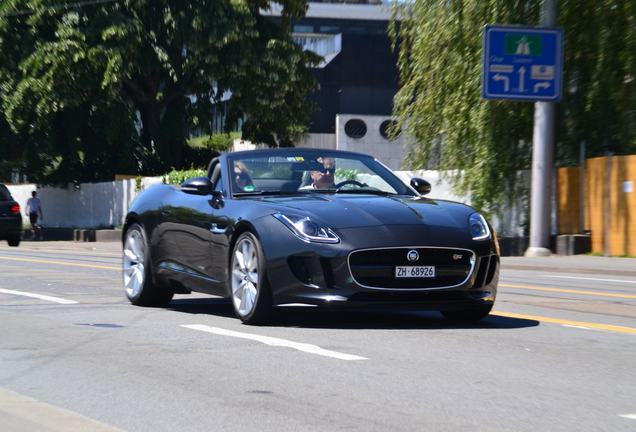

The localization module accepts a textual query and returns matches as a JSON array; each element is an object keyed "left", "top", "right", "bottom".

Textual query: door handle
[{"left": 210, "top": 223, "right": 227, "bottom": 234}]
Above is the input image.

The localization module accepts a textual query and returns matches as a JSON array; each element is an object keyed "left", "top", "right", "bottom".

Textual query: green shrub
[
  {"left": 335, "top": 168, "right": 359, "bottom": 181},
  {"left": 164, "top": 168, "right": 207, "bottom": 185},
  {"left": 187, "top": 132, "right": 241, "bottom": 152}
]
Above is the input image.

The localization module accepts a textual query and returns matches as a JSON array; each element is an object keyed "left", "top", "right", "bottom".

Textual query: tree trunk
[{"left": 138, "top": 101, "right": 167, "bottom": 173}]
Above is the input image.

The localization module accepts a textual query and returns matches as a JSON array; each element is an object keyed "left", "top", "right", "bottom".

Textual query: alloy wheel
[
  {"left": 123, "top": 228, "right": 145, "bottom": 298},
  {"left": 231, "top": 237, "right": 259, "bottom": 317}
]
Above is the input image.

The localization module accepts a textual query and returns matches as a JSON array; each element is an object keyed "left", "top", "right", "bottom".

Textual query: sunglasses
[{"left": 319, "top": 168, "right": 335, "bottom": 175}]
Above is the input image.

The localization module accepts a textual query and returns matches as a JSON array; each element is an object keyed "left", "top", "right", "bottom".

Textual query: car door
[{"left": 162, "top": 160, "right": 234, "bottom": 295}]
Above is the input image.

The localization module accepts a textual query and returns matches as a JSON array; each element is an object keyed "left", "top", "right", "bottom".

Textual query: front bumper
[{"left": 261, "top": 221, "right": 499, "bottom": 311}]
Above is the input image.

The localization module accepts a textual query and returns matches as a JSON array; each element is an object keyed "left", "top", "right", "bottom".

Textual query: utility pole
[{"left": 525, "top": 0, "right": 557, "bottom": 257}]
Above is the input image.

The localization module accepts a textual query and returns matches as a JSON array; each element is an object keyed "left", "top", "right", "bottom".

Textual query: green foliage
[
  {"left": 0, "top": 0, "right": 317, "bottom": 183},
  {"left": 187, "top": 132, "right": 241, "bottom": 153},
  {"left": 391, "top": 0, "right": 636, "bottom": 217},
  {"left": 164, "top": 168, "right": 206, "bottom": 185},
  {"left": 335, "top": 168, "right": 359, "bottom": 181}
]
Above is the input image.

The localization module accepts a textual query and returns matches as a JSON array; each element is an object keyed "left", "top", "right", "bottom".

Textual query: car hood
[{"left": 257, "top": 194, "right": 475, "bottom": 230}]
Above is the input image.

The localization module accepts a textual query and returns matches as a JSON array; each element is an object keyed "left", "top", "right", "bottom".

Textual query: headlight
[
  {"left": 273, "top": 213, "right": 340, "bottom": 244},
  {"left": 469, "top": 213, "right": 491, "bottom": 241}
]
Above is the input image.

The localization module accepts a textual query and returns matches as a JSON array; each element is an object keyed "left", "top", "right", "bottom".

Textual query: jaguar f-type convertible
[{"left": 122, "top": 149, "right": 499, "bottom": 324}]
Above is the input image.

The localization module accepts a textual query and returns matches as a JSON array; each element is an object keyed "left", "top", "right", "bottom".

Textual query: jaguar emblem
[{"left": 407, "top": 250, "right": 419, "bottom": 262}]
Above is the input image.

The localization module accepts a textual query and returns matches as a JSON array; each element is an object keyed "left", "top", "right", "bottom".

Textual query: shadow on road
[{"left": 166, "top": 298, "right": 540, "bottom": 330}]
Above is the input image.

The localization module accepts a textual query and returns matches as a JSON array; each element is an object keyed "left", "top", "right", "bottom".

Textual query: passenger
[
  {"left": 300, "top": 157, "right": 336, "bottom": 190},
  {"left": 234, "top": 161, "right": 254, "bottom": 191}
]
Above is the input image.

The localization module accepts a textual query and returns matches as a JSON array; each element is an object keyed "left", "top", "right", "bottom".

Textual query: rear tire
[
  {"left": 123, "top": 223, "right": 173, "bottom": 307},
  {"left": 441, "top": 306, "right": 493, "bottom": 322},
  {"left": 7, "top": 236, "right": 20, "bottom": 247},
  {"left": 230, "top": 232, "right": 272, "bottom": 325}
]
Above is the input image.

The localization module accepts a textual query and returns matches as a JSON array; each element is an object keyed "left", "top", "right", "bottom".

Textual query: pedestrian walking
[{"left": 26, "top": 191, "right": 43, "bottom": 240}]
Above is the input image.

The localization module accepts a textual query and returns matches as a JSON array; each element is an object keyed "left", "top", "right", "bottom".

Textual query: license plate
[{"left": 395, "top": 266, "right": 436, "bottom": 278}]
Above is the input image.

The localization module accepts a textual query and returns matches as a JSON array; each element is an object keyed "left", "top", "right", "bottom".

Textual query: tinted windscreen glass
[{"left": 0, "top": 185, "right": 12, "bottom": 201}]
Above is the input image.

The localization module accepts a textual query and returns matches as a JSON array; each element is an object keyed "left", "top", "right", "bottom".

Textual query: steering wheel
[{"left": 335, "top": 180, "right": 367, "bottom": 189}]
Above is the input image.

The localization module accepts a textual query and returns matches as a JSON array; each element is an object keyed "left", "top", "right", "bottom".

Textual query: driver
[{"left": 300, "top": 157, "right": 336, "bottom": 190}]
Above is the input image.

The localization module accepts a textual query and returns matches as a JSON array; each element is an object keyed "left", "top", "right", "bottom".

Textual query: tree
[
  {"left": 0, "top": 0, "right": 317, "bottom": 182},
  {"left": 390, "top": 0, "right": 636, "bottom": 216}
]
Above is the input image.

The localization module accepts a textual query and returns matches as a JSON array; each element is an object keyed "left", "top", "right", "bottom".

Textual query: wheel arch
[{"left": 122, "top": 213, "right": 141, "bottom": 244}]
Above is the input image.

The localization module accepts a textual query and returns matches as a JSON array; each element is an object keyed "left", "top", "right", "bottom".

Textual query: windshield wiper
[
  {"left": 233, "top": 191, "right": 306, "bottom": 197},
  {"left": 335, "top": 189, "right": 397, "bottom": 196}
]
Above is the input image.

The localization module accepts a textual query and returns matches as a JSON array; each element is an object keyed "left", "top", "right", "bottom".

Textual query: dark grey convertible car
[
  {"left": 0, "top": 184, "right": 21, "bottom": 247},
  {"left": 122, "top": 149, "right": 499, "bottom": 324}
]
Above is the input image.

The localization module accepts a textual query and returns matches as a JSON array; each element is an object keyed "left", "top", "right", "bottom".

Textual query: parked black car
[
  {"left": 0, "top": 184, "right": 22, "bottom": 247},
  {"left": 122, "top": 149, "right": 499, "bottom": 324}
]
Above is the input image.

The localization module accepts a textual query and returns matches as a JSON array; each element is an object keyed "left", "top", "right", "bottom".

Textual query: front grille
[{"left": 348, "top": 247, "right": 474, "bottom": 289}]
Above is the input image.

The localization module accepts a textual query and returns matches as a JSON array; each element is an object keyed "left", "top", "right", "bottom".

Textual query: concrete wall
[{"left": 336, "top": 114, "right": 413, "bottom": 170}]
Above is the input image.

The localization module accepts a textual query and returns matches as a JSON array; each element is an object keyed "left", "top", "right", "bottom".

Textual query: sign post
[{"left": 482, "top": 0, "right": 561, "bottom": 256}]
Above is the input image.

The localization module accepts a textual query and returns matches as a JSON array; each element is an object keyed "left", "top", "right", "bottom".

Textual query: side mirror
[
  {"left": 181, "top": 177, "right": 213, "bottom": 196},
  {"left": 410, "top": 177, "right": 431, "bottom": 195}
]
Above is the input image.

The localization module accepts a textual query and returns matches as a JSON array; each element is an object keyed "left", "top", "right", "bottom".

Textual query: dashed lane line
[
  {"left": 619, "top": 414, "right": 636, "bottom": 421},
  {"left": 492, "top": 311, "right": 636, "bottom": 336},
  {"left": 182, "top": 324, "right": 367, "bottom": 361},
  {"left": 500, "top": 283, "right": 636, "bottom": 300},
  {"left": 0, "top": 288, "right": 78, "bottom": 304}
]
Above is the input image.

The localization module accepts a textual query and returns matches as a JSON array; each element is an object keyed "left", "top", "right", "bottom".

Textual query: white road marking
[
  {"left": 182, "top": 324, "right": 367, "bottom": 361},
  {"left": 543, "top": 275, "right": 636, "bottom": 284},
  {"left": 562, "top": 324, "right": 592, "bottom": 330},
  {"left": 0, "top": 288, "right": 78, "bottom": 304},
  {"left": 619, "top": 414, "right": 636, "bottom": 420}
]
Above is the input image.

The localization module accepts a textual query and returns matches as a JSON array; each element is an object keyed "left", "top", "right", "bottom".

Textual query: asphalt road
[{"left": 0, "top": 242, "right": 635, "bottom": 432}]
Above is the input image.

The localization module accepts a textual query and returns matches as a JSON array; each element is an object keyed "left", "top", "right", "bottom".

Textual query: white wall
[{"left": 7, "top": 177, "right": 162, "bottom": 229}]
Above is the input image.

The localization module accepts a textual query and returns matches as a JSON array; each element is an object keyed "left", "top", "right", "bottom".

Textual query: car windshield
[
  {"left": 227, "top": 151, "right": 414, "bottom": 197},
  {"left": 0, "top": 185, "right": 12, "bottom": 201}
]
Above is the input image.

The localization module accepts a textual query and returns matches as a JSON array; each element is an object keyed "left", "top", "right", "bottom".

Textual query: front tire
[
  {"left": 441, "top": 306, "right": 493, "bottom": 322},
  {"left": 230, "top": 232, "right": 272, "bottom": 325},
  {"left": 123, "top": 223, "right": 173, "bottom": 307},
  {"left": 7, "top": 235, "right": 20, "bottom": 247}
]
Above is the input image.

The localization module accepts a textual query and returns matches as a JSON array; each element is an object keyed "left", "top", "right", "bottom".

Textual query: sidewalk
[{"left": 501, "top": 255, "right": 636, "bottom": 277}]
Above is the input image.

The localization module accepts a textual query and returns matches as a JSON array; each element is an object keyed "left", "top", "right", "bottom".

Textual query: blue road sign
[{"left": 482, "top": 25, "right": 563, "bottom": 102}]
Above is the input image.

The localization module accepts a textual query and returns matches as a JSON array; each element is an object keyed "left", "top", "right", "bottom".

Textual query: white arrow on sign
[
  {"left": 493, "top": 74, "right": 510, "bottom": 92},
  {"left": 533, "top": 81, "right": 551, "bottom": 93},
  {"left": 518, "top": 67, "right": 526, "bottom": 92}
]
